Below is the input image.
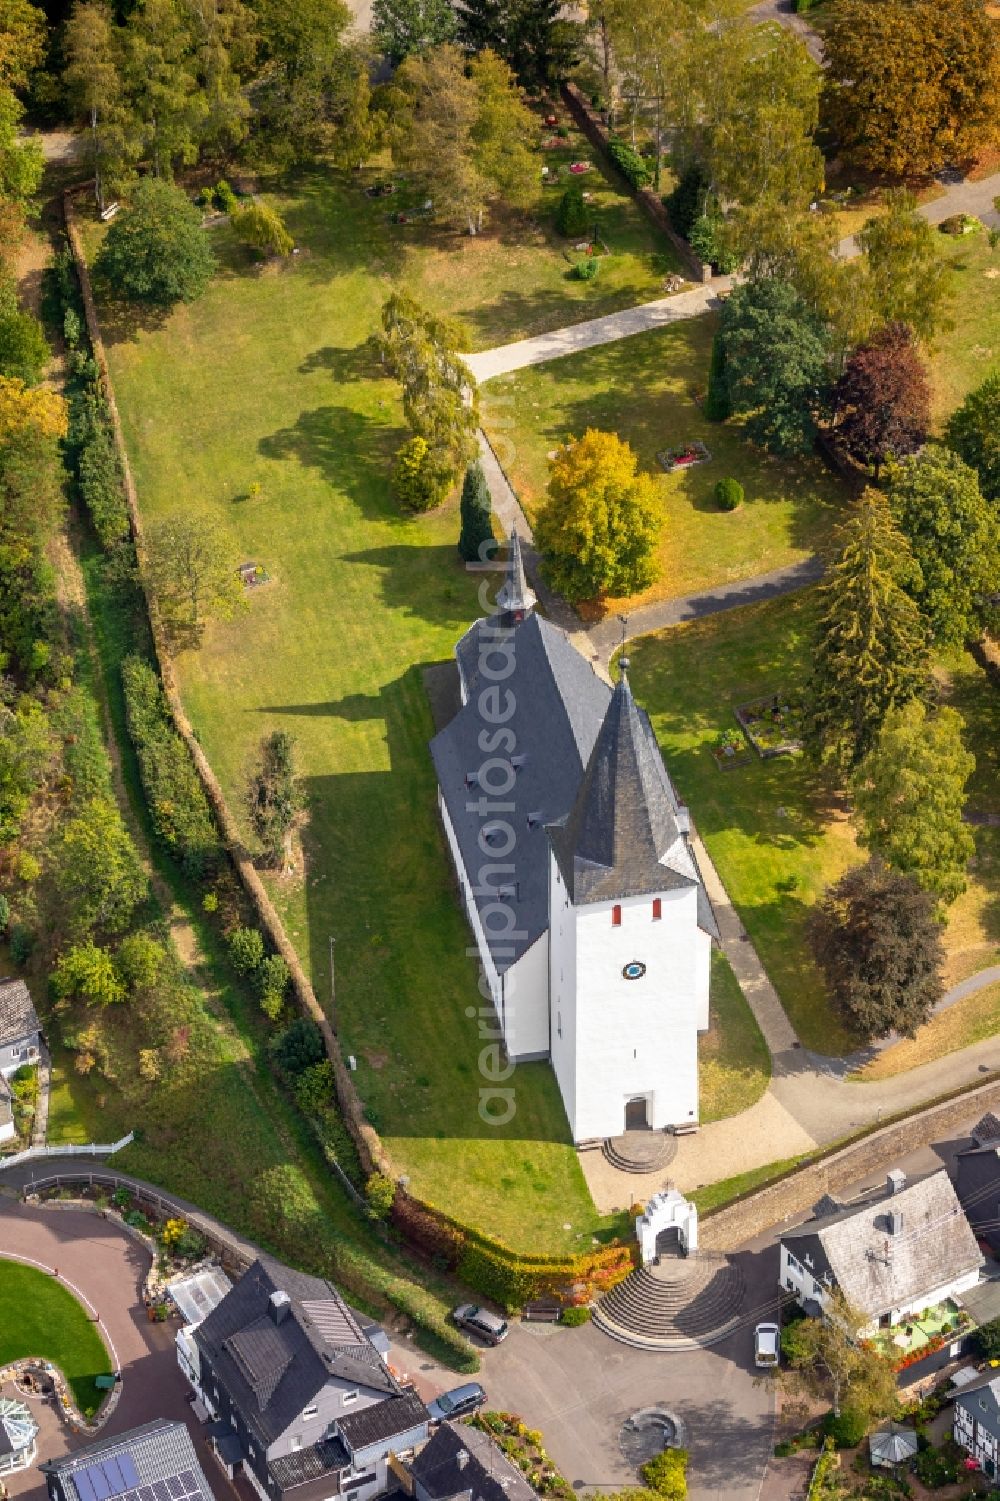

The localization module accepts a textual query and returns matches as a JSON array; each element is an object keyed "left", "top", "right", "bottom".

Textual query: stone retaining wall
[{"left": 700, "top": 1075, "right": 1000, "bottom": 1250}]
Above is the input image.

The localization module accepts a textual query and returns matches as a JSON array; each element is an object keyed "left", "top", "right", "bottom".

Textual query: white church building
[{"left": 430, "top": 535, "right": 718, "bottom": 1143}]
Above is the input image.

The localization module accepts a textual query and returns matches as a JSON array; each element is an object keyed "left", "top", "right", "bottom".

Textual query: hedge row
[
  {"left": 121, "top": 654, "right": 222, "bottom": 878},
  {"left": 328, "top": 1237, "right": 479, "bottom": 1373},
  {"left": 605, "top": 137, "right": 651, "bottom": 191},
  {"left": 391, "top": 1192, "right": 634, "bottom": 1310}
]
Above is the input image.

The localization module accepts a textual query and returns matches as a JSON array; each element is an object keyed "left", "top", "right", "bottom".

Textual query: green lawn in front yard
[
  {"left": 928, "top": 230, "right": 1000, "bottom": 424},
  {"left": 701, "top": 949, "right": 771, "bottom": 1122},
  {"left": 628, "top": 592, "right": 1000, "bottom": 1057},
  {"left": 479, "top": 319, "right": 843, "bottom": 607},
  {"left": 0, "top": 1259, "right": 112, "bottom": 1416}
]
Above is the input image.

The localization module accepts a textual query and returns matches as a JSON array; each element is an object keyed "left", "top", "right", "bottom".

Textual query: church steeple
[
  {"left": 495, "top": 529, "right": 536, "bottom": 627},
  {"left": 549, "top": 660, "right": 696, "bottom": 905}
]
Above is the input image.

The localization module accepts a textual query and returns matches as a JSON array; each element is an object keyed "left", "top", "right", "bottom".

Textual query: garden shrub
[
  {"left": 392, "top": 435, "right": 450, "bottom": 513},
  {"left": 822, "top": 1407, "right": 867, "bottom": 1448},
  {"left": 641, "top": 1447, "right": 688, "bottom": 1499},
  {"left": 715, "top": 477, "right": 744, "bottom": 511},
  {"left": 0, "top": 893, "right": 9, "bottom": 933},
  {"left": 271, "top": 1017, "right": 325, "bottom": 1075},
  {"left": 938, "top": 213, "right": 981, "bottom": 235},
  {"left": 365, "top": 1171, "right": 397, "bottom": 1219},
  {"left": 573, "top": 256, "right": 599, "bottom": 281},
  {"left": 78, "top": 425, "right": 130, "bottom": 548},
  {"left": 214, "top": 179, "right": 238, "bottom": 214},
  {"left": 913, "top": 1444, "right": 958, "bottom": 1486},
  {"left": 559, "top": 1305, "right": 591, "bottom": 1326},
  {"left": 973, "top": 1316, "right": 1000, "bottom": 1358},
  {"left": 555, "top": 185, "right": 588, "bottom": 237},
  {"left": 121, "top": 655, "right": 222, "bottom": 878},
  {"left": 663, "top": 161, "right": 709, "bottom": 240},
  {"left": 705, "top": 332, "right": 731, "bottom": 421},
  {"left": 227, "top": 925, "right": 265, "bottom": 975},
  {"left": 255, "top": 952, "right": 290, "bottom": 1001},
  {"left": 605, "top": 138, "right": 651, "bottom": 190}
]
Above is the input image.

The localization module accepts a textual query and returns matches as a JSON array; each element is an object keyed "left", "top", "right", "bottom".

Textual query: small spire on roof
[{"left": 495, "top": 529, "right": 536, "bottom": 625}]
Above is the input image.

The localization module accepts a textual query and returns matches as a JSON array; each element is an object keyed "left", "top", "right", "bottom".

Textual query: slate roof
[
  {"left": 268, "top": 1436, "right": 350, "bottom": 1492},
  {"left": 549, "top": 669, "right": 718, "bottom": 935},
  {"left": 411, "top": 1423, "right": 537, "bottom": 1501},
  {"left": 971, "top": 1113, "right": 1000, "bottom": 1147},
  {"left": 432, "top": 611, "right": 612, "bottom": 972},
  {"left": 194, "top": 1256, "right": 397, "bottom": 1446},
  {"left": 41, "top": 1420, "right": 214, "bottom": 1501},
  {"left": 955, "top": 1375, "right": 1000, "bottom": 1441},
  {"left": 782, "top": 1169, "right": 983, "bottom": 1320},
  {"left": 337, "top": 1391, "right": 429, "bottom": 1453},
  {"left": 0, "top": 979, "right": 39, "bottom": 1048}
]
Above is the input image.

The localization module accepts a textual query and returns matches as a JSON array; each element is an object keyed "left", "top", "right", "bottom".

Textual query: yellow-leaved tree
[{"left": 535, "top": 428, "right": 661, "bottom": 604}]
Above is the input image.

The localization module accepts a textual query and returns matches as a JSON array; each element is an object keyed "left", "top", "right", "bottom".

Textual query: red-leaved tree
[{"left": 832, "top": 322, "right": 930, "bottom": 476}]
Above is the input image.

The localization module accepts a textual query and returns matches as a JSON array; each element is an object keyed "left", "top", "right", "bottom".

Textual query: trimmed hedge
[
  {"left": 121, "top": 654, "right": 222, "bottom": 878},
  {"left": 605, "top": 138, "right": 651, "bottom": 190}
]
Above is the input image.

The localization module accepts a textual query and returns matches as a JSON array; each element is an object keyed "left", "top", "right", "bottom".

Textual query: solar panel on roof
[
  {"left": 138, "top": 1485, "right": 156, "bottom": 1501},
  {"left": 166, "top": 1478, "right": 184, "bottom": 1499},
  {"left": 117, "top": 1456, "right": 140, "bottom": 1492},
  {"left": 82, "top": 1463, "right": 111, "bottom": 1501},
  {"left": 152, "top": 1480, "right": 171, "bottom": 1501},
  {"left": 103, "top": 1457, "right": 127, "bottom": 1494},
  {"left": 178, "top": 1474, "right": 197, "bottom": 1491},
  {"left": 74, "top": 1470, "right": 98, "bottom": 1501}
]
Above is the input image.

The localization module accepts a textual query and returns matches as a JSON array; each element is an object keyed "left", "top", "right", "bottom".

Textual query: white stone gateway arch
[{"left": 636, "top": 1188, "right": 698, "bottom": 1264}]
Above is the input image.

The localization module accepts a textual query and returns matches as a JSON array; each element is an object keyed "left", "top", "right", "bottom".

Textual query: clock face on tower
[{"left": 622, "top": 961, "right": 646, "bottom": 981}]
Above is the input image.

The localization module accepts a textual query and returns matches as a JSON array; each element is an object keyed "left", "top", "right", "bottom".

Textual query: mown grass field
[
  {"left": 479, "top": 319, "right": 843, "bottom": 607},
  {"left": 0, "top": 1260, "right": 112, "bottom": 1415},
  {"left": 628, "top": 593, "right": 1000, "bottom": 1057},
  {"left": 929, "top": 230, "right": 1000, "bottom": 421}
]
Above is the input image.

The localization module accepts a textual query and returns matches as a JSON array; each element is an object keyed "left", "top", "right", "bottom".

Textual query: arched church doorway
[{"left": 624, "top": 1096, "right": 650, "bottom": 1131}]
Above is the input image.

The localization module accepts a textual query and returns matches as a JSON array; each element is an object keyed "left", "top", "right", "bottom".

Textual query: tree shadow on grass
[
  {"left": 90, "top": 281, "right": 174, "bottom": 347},
  {"left": 257, "top": 403, "right": 400, "bottom": 515},
  {"left": 339, "top": 543, "right": 482, "bottom": 631}
]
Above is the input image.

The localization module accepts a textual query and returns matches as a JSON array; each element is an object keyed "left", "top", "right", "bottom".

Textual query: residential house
[
  {"left": 955, "top": 1113, "right": 1000, "bottom": 1258},
  {"left": 40, "top": 1420, "right": 215, "bottom": 1501},
  {"left": 185, "top": 1255, "right": 428, "bottom": 1501},
  {"left": 0, "top": 978, "right": 40, "bottom": 1078},
  {"left": 431, "top": 534, "right": 718, "bottom": 1142},
  {"left": 779, "top": 1169, "right": 983, "bottom": 1332},
  {"left": 953, "top": 1374, "right": 1000, "bottom": 1479},
  {"left": 410, "top": 1423, "right": 538, "bottom": 1501},
  {"left": 0, "top": 1072, "right": 14, "bottom": 1144}
]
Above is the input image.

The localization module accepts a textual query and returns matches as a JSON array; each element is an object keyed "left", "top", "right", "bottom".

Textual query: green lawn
[
  {"left": 628, "top": 593, "right": 1000, "bottom": 1057},
  {"left": 929, "top": 231, "right": 1000, "bottom": 423},
  {"left": 701, "top": 949, "right": 771, "bottom": 1122},
  {"left": 0, "top": 1259, "right": 112, "bottom": 1416},
  {"left": 479, "top": 320, "right": 843, "bottom": 607}
]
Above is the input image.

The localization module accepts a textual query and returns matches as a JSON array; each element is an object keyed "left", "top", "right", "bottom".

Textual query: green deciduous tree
[
  {"left": 535, "top": 428, "right": 661, "bottom": 604},
  {"left": 832, "top": 322, "right": 929, "bottom": 477},
  {"left": 824, "top": 0, "right": 1000, "bottom": 180},
  {"left": 808, "top": 857, "right": 944, "bottom": 1040},
  {"left": 248, "top": 0, "right": 351, "bottom": 164},
  {"left": 457, "top": 0, "right": 579, "bottom": 89},
  {"left": 0, "top": 283, "right": 47, "bottom": 384},
  {"left": 857, "top": 192, "right": 953, "bottom": 344},
  {"left": 372, "top": 0, "right": 456, "bottom": 63},
  {"left": 96, "top": 178, "right": 216, "bottom": 306},
  {"left": 886, "top": 444, "right": 1000, "bottom": 647},
  {"left": 719, "top": 277, "right": 832, "bottom": 454},
  {"left": 115, "top": 930, "right": 167, "bottom": 991},
  {"left": 246, "top": 729, "right": 302, "bottom": 866},
  {"left": 458, "top": 460, "right": 494, "bottom": 561},
  {"left": 0, "top": 700, "right": 56, "bottom": 845},
  {"left": 231, "top": 199, "right": 293, "bottom": 255},
  {"left": 53, "top": 796, "right": 148, "bottom": 939},
  {"left": 781, "top": 1288, "right": 899, "bottom": 1420},
  {"left": 850, "top": 701, "right": 975, "bottom": 905},
  {"left": 805, "top": 489, "right": 929, "bottom": 768},
  {"left": 53, "top": 940, "right": 127, "bottom": 1008},
  {"left": 945, "top": 369, "right": 1000, "bottom": 501},
  {"left": 64, "top": 0, "right": 132, "bottom": 209},
  {"left": 145, "top": 511, "right": 244, "bottom": 648},
  {"left": 332, "top": 64, "right": 385, "bottom": 170}
]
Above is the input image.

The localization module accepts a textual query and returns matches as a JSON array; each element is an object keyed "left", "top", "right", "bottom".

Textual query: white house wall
[
  {"left": 503, "top": 937, "right": 549, "bottom": 1060},
  {"left": 551, "top": 865, "right": 703, "bottom": 1141},
  {"left": 437, "top": 790, "right": 503, "bottom": 1016},
  {"left": 780, "top": 1243, "right": 983, "bottom": 1327}
]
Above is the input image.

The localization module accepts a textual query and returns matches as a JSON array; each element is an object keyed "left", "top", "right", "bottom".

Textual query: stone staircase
[
  {"left": 601, "top": 1131, "right": 677, "bottom": 1174},
  {"left": 592, "top": 1253, "right": 746, "bottom": 1350}
]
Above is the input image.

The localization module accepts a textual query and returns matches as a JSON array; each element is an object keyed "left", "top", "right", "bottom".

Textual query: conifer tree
[
  {"left": 458, "top": 460, "right": 493, "bottom": 561},
  {"left": 805, "top": 488, "right": 929, "bottom": 769},
  {"left": 704, "top": 330, "right": 730, "bottom": 421}
]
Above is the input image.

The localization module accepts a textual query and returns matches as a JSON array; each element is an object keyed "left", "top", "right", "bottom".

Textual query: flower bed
[
  {"left": 734, "top": 693, "right": 803, "bottom": 759},
  {"left": 711, "top": 726, "right": 753, "bottom": 770},
  {"left": 471, "top": 1412, "right": 575, "bottom": 1501},
  {"left": 656, "top": 441, "right": 712, "bottom": 473}
]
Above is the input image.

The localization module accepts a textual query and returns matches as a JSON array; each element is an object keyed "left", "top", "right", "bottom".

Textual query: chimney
[
  {"left": 888, "top": 1210, "right": 904, "bottom": 1236},
  {"left": 886, "top": 1169, "right": 906, "bottom": 1196},
  {"left": 676, "top": 807, "right": 691, "bottom": 834},
  {"left": 456, "top": 1452, "right": 469, "bottom": 1472},
  {"left": 269, "top": 1290, "right": 292, "bottom": 1325}
]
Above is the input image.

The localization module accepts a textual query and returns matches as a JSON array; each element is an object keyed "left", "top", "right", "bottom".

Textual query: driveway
[{"left": 470, "top": 1248, "right": 776, "bottom": 1501}]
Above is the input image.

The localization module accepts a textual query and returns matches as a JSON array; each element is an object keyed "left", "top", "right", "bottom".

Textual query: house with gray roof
[
  {"left": 0, "top": 1073, "right": 14, "bottom": 1144},
  {"left": 431, "top": 535, "right": 717, "bottom": 1142},
  {"left": 0, "top": 978, "right": 40, "bottom": 1078},
  {"left": 956, "top": 1115, "right": 1000, "bottom": 1257},
  {"left": 779, "top": 1168, "right": 983, "bottom": 1332},
  {"left": 41, "top": 1419, "right": 215, "bottom": 1501},
  {"left": 410, "top": 1422, "right": 538, "bottom": 1501},
  {"left": 186, "top": 1256, "right": 428, "bottom": 1501},
  {"left": 954, "top": 1374, "right": 1000, "bottom": 1479}
]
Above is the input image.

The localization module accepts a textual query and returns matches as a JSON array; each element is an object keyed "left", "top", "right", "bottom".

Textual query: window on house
[
  {"left": 557, "top": 1012, "right": 562, "bottom": 1038},
  {"left": 612, "top": 905, "right": 622, "bottom": 927},
  {"left": 302, "top": 1405, "right": 318, "bottom": 1421},
  {"left": 291, "top": 1438, "right": 302, "bottom": 1452},
  {"left": 342, "top": 1391, "right": 359, "bottom": 1406},
  {"left": 652, "top": 899, "right": 661, "bottom": 921}
]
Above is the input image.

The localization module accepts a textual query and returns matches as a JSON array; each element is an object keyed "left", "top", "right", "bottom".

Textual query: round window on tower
[{"left": 622, "top": 961, "right": 646, "bottom": 981}]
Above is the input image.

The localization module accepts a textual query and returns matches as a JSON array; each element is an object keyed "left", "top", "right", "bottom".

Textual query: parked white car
[{"left": 754, "top": 1322, "right": 781, "bottom": 1368}]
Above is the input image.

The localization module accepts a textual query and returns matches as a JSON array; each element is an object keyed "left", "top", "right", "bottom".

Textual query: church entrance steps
[
  {"left": 592, "top": 1256, "right": 746, "bottom": 1350},
  {"left": 602, "top": 1132, "right": 678, "bottom": 1174}
]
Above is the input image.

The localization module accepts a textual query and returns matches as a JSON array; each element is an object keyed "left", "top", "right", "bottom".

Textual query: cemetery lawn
[
  {"left": 478, "top": 319, "right": 842, "bottom": 607},
  {"left": 627, "top": 594, "right": 1000, "bottom": 1058},
  {"left": 928, "top": 231, "right": 1000, "bottom": 422},
  {"left": 0, "top": 1260, "right": 112, "bottom": 1416},
  {"left": 700, "top": 949, "right": 771, "bottom": 1122}
]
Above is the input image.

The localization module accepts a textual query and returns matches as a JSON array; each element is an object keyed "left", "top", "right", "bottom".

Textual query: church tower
[
  {"left": 546, "top": 662, "right": 715, "bottom": 1142},
  {"left": 495, "top": 529, "right": 536, "bottom": 628}
]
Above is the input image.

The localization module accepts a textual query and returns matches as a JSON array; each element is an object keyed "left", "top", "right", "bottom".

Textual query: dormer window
[
  {"left": 342, "top": 1390, "right": 358, "bottom": 1406},
  {"left": 302, "top": 1404, "right": 318, "bottom": 1421}
]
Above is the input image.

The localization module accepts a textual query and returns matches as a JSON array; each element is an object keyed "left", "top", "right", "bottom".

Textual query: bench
[{"left": 522, "top": 1300, "right": 561, "bottom": 1323}]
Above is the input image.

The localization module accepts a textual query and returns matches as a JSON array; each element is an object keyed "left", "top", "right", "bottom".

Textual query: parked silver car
[
  {"left": 754, "top": 1322, "right": 781, "bottom": 1368},
  {"left": 452, "top": 1304, "right": 509, "bottom": 1345},
  {"left": 427, "top": 1382, "right": 487, "bottom": 1423}
]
